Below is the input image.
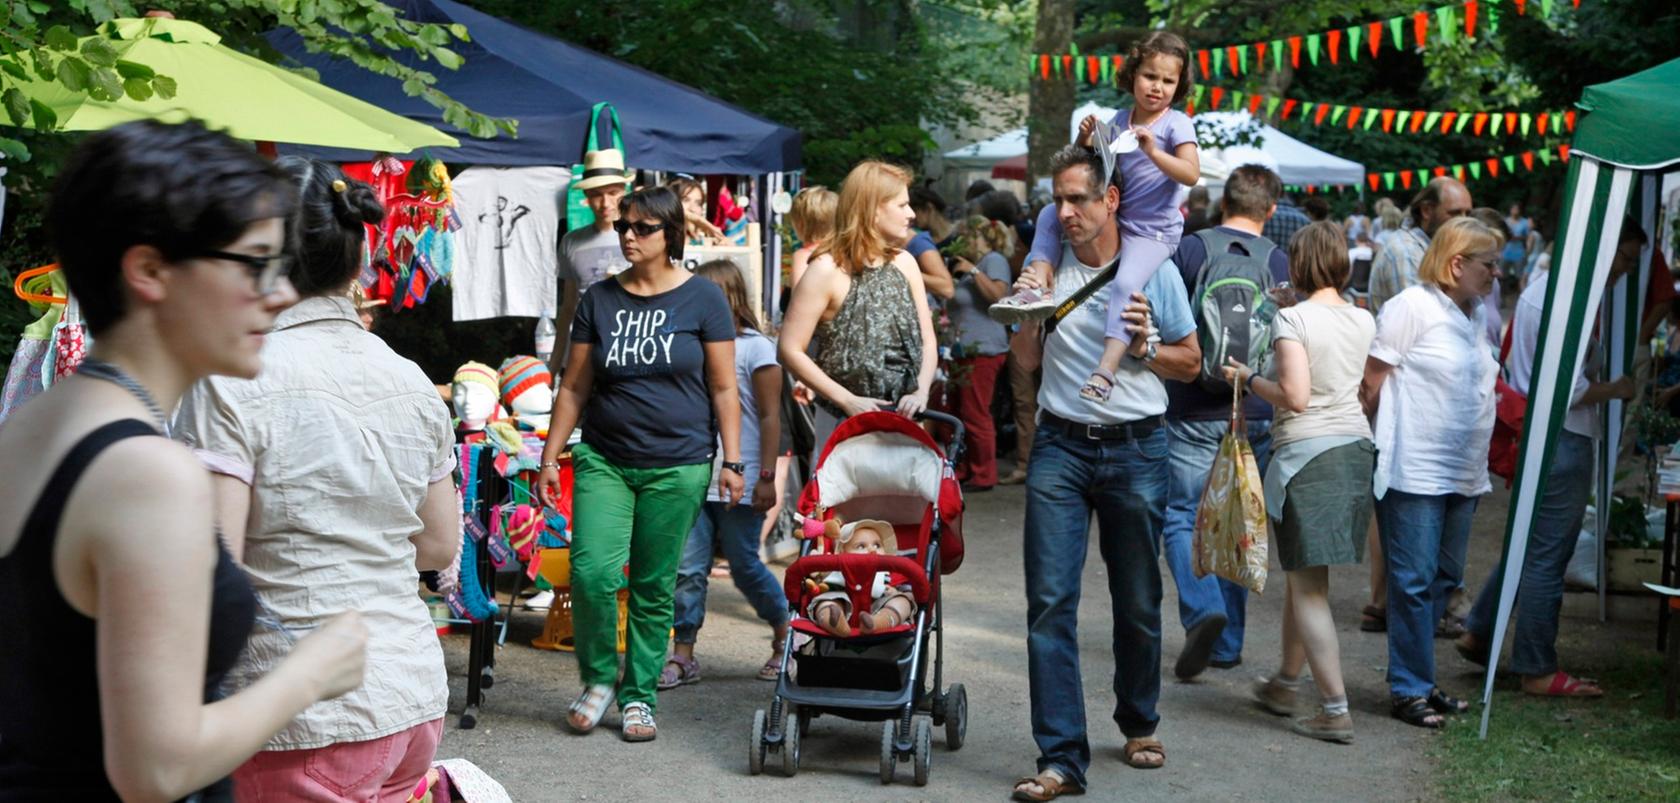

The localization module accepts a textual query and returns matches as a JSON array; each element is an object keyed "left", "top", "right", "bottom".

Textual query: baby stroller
[{"left": 748, "top": 410, "right": 967, "bottom": 786}]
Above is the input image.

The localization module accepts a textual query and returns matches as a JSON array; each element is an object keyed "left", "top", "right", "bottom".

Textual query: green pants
[{"left": 569, "top": 442, "right": 710, "bottom": 712}]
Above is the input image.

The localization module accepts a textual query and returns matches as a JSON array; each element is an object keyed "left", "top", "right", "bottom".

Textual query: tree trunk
[{"left": 1028, "top": 0, "right": 1075, "bottom": 187}]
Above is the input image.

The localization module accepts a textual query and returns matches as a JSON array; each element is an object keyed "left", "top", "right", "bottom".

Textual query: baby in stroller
[{"left": 803, "top": 518, "right": 917, "bottom": 637}]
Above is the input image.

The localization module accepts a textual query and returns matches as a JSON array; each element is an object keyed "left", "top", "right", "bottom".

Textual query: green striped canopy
[{"left": 1481, "top": 58, "right": 1680, "bottom": 738}]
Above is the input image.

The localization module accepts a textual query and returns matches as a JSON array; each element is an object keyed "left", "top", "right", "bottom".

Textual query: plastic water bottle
[{"left": 534, "top": 312, "right": 557, "bottom": 364}]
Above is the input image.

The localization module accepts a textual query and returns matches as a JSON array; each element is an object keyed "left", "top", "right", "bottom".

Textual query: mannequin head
[
  {"left": 498, "top": 355, "right": 553, "bottom": 427},
  {"left": 452, "top": 361, "right": 500, "bottom": 430}
]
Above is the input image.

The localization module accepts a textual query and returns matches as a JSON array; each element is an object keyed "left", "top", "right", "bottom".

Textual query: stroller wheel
[
  {"left": 912, "top": 717, "right": 933, "bottom": 786},
  {"left": 781, "top": 713, "right": 801, "bottom": 777},
  {"left": 945, "top": 683, "right": 968, "bottom": 750},
  {"left": 748, "top": 709, "right": 767, "bottom": 776},
  {"left": 878, "top": 721, "right": 897, "bottom": 785}
]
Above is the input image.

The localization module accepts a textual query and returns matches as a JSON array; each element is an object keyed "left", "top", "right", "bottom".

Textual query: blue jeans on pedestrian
[
  {"left": 1377, "top": 489, "right": 1478, "bottom": 698},
  {"left": 1162, "top": 417, "right": 1273, "bottom": 663},
  {"left": 1466, "top": 431, "right": 1593, "bottom": 676},
  {"left": 672, "top": 501, "right": 789, "bottom": 645},
  {"left": 1023, "top": 425, "right": 1168, "bottom": 790}
]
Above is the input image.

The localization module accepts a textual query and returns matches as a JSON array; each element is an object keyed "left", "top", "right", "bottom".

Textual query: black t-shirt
[
  {"left": 1165, "top": 226, "right": 1291, "bottom": 422},
  {"left": 573, "top": 275, "right": 735, "bottom": 467}
]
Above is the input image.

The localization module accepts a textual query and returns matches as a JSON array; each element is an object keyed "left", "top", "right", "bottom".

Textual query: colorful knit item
[
  {"left": 497, "top": 355, "right": 551, "bottom": 406},
  {"left": 454, "top": 361, "right": 499, "bottom": 397}
]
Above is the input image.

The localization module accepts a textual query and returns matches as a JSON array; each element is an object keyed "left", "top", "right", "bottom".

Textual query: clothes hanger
[{"left": 12, "top": 263, "right": 66, "bottom": 305}]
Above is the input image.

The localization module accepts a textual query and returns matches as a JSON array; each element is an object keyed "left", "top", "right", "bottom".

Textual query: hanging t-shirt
[
  {"left": 574, "top": 276, "right": 735, "bottom": 467},
  {"left": 451, "top": 166, "right": 571, "bottom": 321}
]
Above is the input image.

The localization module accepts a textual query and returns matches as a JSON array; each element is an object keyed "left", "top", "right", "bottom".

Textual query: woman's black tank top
[{"left": 0, "top": 419, "right": 257, "bottom": 801}]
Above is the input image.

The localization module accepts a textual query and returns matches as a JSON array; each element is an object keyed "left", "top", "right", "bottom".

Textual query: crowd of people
[{"left": 0, "top": 64, "right": 1660, "bottom": 797}]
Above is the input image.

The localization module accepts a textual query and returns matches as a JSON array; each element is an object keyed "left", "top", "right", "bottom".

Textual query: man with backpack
[{"left": 1161, "top": 164, "right": 1291, "bottom": 680}]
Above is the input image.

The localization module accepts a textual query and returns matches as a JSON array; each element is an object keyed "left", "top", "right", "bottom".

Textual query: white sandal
[
  {"left": 567, "top": 684, "right": 614, "bottom": 733},
  {"left": 621, "top": 701, "right": 657, "bottom": 742}
]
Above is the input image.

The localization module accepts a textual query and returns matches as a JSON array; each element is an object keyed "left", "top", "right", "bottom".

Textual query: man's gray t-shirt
[
  {"left": 950, "top": 251, "right": 1013, "bottom": 356},
  {"left": 558, "top": 225, "right": 630, "bottom": 303}
]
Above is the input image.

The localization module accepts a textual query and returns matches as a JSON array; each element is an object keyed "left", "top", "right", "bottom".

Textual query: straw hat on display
[{"left": 572, "top": 148, "right": 634, "bottom": 192}]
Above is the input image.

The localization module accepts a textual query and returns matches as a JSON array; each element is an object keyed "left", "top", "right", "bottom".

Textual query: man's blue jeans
[
  {"left": 1466, "top": 431, "right": 1593, "bottom": 676},
  {"left": 1023, "top": 425, "right": 1168, "bottom": 790},
  {"left": 1162, "top": 417, "right": 1273, "bottom": 663},
  {"left": 672, "top": 501, "right": 789, "bottom": 644},
  {"left": 1377, "top": 489, "right": 1478, "bottom": 698}
]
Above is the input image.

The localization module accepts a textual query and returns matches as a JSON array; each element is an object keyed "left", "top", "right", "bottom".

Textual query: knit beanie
[
  {"left": 453, "top": 361, "right": 499, "bottom": 398},
  {"left": 498, "top": 355, "right": 552, "bottom": 405}
]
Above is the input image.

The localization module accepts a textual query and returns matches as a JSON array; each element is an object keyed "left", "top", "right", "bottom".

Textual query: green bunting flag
[
  {"left": 1539, "top": 148, "right": 1553, "bottom": 165},
  {"left": 1348, "top": 26, "right": 1362, "bottom": 61},
  {"left": 1456, "top": 113, "right": 1471, "bottom": 133},
  {"left": 1416, "top": 169, "right": 1429, "bottom": 188},
  {"left": 1390, "top": 17, "right": 1404, "bottom": 49},
  {"left": 1238, "top": 44, "right": 1248, "bottom": 74},
  {"left": 1307, "top": 33, "right": 1320, "bottom": 66},
  {"left": 1232, "top": 91, "right": 1245, "bottom": 111},
  {"left": 1520, "top": 112, "right": 1531, "bottom": 136},
  {"left": 1424, "top": 111, "right": 1441, "bottom": 130},
  {"left": 1364, "top": 108, "right": 1379, "bottom": 129},
  {"left": 1437, "top": 7, "right": 1456, "bottom": 44},
  {"left": 1470, "top": 162, "right": 1482, "bottom": 179},
  {"left": 1212, "top": 47, "right": 1224, "bottom": 78},
  {"left": 1075, "top": 55, "right": 1086, "bottom": 82},
  {"left": 1332, "top": 105, "right": 1347, "bottom": 125},
  {"left": 1397, "top": 110, "right": 1412, "bottom": 131},
  {"left": 1267, "top": 96, "right": 1282, "bottom": 117},
  {"left": 1271, "top": 39, "right": 1284, "bottom": 72},
  {"left": 1503, "top": 155, "right": 1516, "bottom": 172}
]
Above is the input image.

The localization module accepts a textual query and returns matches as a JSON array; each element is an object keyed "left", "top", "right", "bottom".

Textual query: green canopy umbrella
[
  {"left": 1482, "top": 57, "right": 1680, "bottom": 738},
  {"left": 1, "top": 16, "right": 458, "bottom": 152}
]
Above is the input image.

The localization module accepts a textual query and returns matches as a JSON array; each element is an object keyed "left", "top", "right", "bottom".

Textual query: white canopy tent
[
  {"left": 1064, "top": 104, "right": 1365, "bottom": 189},
  {"left": 942, "top": 128, "right": 1029, "bottom": 170}
]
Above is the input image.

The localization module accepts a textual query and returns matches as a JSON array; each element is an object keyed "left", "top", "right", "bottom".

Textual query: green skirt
[{"left": 1275, "top": 440, "right": 1375, "bottom": 571}]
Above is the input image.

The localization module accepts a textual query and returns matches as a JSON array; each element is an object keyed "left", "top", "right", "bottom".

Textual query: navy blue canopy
[{"left": 267, "top": 0, "right": 800, "bottom": 172}]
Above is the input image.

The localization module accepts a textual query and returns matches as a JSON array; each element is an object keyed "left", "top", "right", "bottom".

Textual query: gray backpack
[{"left": 1190, "top": 228, "right": 1279, "bottom": 394}]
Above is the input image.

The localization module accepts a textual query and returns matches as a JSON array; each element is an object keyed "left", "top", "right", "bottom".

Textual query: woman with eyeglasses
[
  {"left": 537, "top": 185, "right": 743, "bottom": 743},
  {"left": 1359, "top": 217, "right": 1503, "bottom": 730},
  {"left": 173, "top": 155, "right": 459, "bottom": 798},
  {"left": 0, "top": 121, "right": 368, "bottom": 801}
]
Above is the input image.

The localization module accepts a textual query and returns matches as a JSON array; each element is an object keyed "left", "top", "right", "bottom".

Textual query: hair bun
[{"left": 330, "top": 177, "right": 385, "bottom": 228}]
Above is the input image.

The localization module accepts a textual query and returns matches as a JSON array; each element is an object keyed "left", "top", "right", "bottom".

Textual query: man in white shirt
[
  {"left": 1009, "top": 145, "right": 1201, "bottom": 799},
  {"left": 1455, "top": 220, "right": 1643, "bottom": 697}
]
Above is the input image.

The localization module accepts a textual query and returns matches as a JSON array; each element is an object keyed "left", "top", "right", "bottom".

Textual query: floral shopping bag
[{"left": 1191, "top": 385, "right": 1269, "bottom": 593}]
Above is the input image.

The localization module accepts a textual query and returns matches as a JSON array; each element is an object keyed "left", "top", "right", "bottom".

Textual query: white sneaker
[
  {"left": 523, "top": 589, "right": 555, "bottom": 610},
  {"left": 988, "top": 286, "right": 1056, "bottom": 323}
]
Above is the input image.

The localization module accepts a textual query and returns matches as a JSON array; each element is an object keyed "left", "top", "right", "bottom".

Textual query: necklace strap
[{"left": 77, "top": 359, "right": 169, "bottom": 435}]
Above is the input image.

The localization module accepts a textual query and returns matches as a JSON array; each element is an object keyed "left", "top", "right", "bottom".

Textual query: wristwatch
[
  {"left": 1140, "top": 341, "right": 1159, "bottom": 363},
  {"left": 721, "top": 460, "right": 746, "bottom": 475}
]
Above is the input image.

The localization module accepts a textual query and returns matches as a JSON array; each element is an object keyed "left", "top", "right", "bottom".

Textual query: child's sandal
[{"left": 1079, "top": 368, "right": 1116, "bottom": 403}]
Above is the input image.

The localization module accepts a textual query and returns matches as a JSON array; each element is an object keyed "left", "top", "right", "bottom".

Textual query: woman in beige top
[
  {"left": 177, "top": 158, "right": 461, "bottom": 798},
  {"left": 1224, "top": 221, "right": 1376, "bottom": 745}
]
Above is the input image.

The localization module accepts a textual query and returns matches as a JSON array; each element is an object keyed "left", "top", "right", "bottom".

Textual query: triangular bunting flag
[
  {"left": 1383, "top": 172, "right": 1395, "bottom": 190},
  {"left": 1543, "top": 0, "right": 1554, "bottom": 17},
  {"left": 1282, "top": 98, "right": 1298, "bottom": 119},
  {"left": 1237, "top": 45, "right": 1248, "bottom": 75},
  {"left": 1521, "top": 151, "right": 1534, "bottom": 171},
  {"left": 1441, "top": 111, "right": 1458, "bottom": 133},
  {"left": 1559, "top": 144, "right": 1570, "bottom": 162},
  {"left": 1271, "top": 40, "right": 1284, "bottom": 72},
  {"left": 1415, "top": 169, "right": 1428, "bottom": 188},
  {"left": 1075, "top": 55, "right": 1086, "bottom": 82},
  {"left": 1347, "top": 105, "right": 1363, "bottom": 129},
  {"left": 1061, "top": 54, "right": 1072, "bottom": 77},
  {"left": 1520, "top": 113, "right": 1531, "bottom": 136},
  {"left": 1266, "top": 96, "right": 1282, "bottom": 118},
  {"left": 1368, "top": 173, "right": 1380, "bottom": 192},
  {"left": 1469, "top": 162, "right": 1482, "bottom": 179},
  {"left": 1433, "top": 166, "right": 1448, "bottom": 178},
  {"left": 1198, "top": 50, "right": 1211, "bottom": 81},
  {"left": 1396, "top": 110, "right": 1412, "bottom": 132},
  {"left": 1453, "top": 165, "right": 1465, "bottom": 180},
  {"left": 1466, "top": 0, "right": 1480, "bottom": 39},
  {"left": 1191, "top": 85, "right": 1206, "bottom": 104},
  {"left": 1473, "top": 113, "right": 1488, "bottom": 135},
  {"left": 1517, "top": 0, "right": 1527, "bottom": 16},
  {"left": 1227, "top": 46, "right": 1242, "bottom": 76},
  {"left": 1186, "top": 100, "right": 1196, "bottom": 117},
  {"left": 1437, "top": 7, "right": 1456, "bottom": 44},
  {"left": 1210, "top": 87, "right": 1224, "bottom": 109},
  {"left": 1368, "top": 22, "right": 1383, "bottom": 57},
  {"left": 1212, "top": 47, "right": 1224, "bottom": 78},
  {"left": 1565, "top": 110, "right": 1576, "bottom": 131},
  {"left": 1411, "top": 110, "right": 1426, "bottom": 133},
  {"left": 1308, "top": 33, "right": 1321, "bottom": 66},
  {"left": 1256, "top": 41, "right": 1269, "bottom": 70},
  {"left": 1113, "top": 55, "right": 1125, "bottom": 80},
  {"left": 1504, "top": 112, "right": 1517, "bottom": 135},
  {"left": 1489, "top": 114, "right": 1502, "bottom": 136},
  {"left": 1248, "top": 94, "right": 1265, "bottom": 116},
  {"left": 1486, "top": 158, "right": 1500, "bottom": 178},
  {"left": 1314, "top": 103, "right": 1330, "bottom": 125},
  {"left": 1503, "top": 156, "right": 1516, "bottom": 173},
  {"left": 1364, "top": 108, "right": 1380, "bottom": 130},
  {"left": 1424, "top": 111, "right": 1441, "bottom": 131},
  {"left": 1537, "top": 112, "right": 1549, "bottom": 135},
  {"left": 1332, "top": 105, "right": 1347, "bottom": 125},
  {"left": 1413, "top": 12, "right": 1428, "bottom": 47},
  {"left": 1231, "top": 91, "right": 1245, "bottom": 112},
  {"left": 1455, "top": 113, "right": 1471, "bottom": 133},
  {"left": 1382, "top": 109, "right": 1396, "bottom": 132},
  {"left": 1400, "top": 171, "right": 1413, "bottom": 190},
  {"left": 1088, "top": 55, "right": 1101, "bottom": 85},
  {"left": 1349, "top": 26, "right": 1362, "bottom": 61},
  {"left": 1289, "top": 36, "right": 1302, "bottom": 69},
  {"left": 1039, "top": 54, "right": 1050, "bottom": 80},
  {"left": 1389, "top": 17, "right": 1404, "bottom": 50},
  {"left": 1328, "top": 30, "right": 1341, "bottom": 65},
  {"left": 1100, "top": 55, "right": 1111, "bottom": 84},
  {"left": 1539, "top": 149, "right": 1552, "bottom": 166}
]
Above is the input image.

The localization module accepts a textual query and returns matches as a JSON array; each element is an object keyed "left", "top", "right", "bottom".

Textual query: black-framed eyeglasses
[
  {"left": 197, "top": 250, "right": 292, "bottom": 295},
  {"left": 613, "top": 219, "right": 666, "bottom": 238}
]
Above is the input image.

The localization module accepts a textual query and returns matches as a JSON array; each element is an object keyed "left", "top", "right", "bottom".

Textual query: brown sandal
[
  {"left": 1012, "top": 768, "right": 1083, "bottom": 801},
  {"left": 1122, "top": 736, "right": 1166, "bottom": 769}
]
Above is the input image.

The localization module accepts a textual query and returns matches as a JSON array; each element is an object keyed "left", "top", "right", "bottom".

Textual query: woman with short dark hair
[
  {"left": 0, "top": 120, "right": 367, "bottom": 801},
  {"left": 538, "top": 186, "right": 744, "bottom": 742},
  {"left": 174, "top": 155, "right": 460, "bottom": 798}
]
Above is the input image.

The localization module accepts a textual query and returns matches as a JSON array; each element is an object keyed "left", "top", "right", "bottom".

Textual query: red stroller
[{"left": 748, "top": 410, "right": 967, "bottom": 785}]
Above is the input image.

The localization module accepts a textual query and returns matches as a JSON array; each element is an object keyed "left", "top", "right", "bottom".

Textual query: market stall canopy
[
  {"left": 267, "top": 0, "right": 801, "bottom": 172},
  {"left": 0, "top": 17, "right": 458, "bottom": 152},
  {"left": 943, "top": 128, "right": 1029, "bottom": 170},
  {"left": 1186, "top": 111, "right": 1365, "bottom": 187},
  {"left": 1480, "top": 57, "right": 1680, "bottom": 738}
]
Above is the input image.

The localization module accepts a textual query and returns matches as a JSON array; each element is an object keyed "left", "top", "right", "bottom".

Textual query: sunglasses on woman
[
  {"left": 197, "top": 249, "right": 292, "bottom": 295},
  {"left": 613, "top": 219, "right": 666, "bottom": 238}
]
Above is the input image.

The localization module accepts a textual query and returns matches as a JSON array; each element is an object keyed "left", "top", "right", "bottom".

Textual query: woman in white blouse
[{"left": 1358, "top": 217, "right": 1503, "bottom": 730}]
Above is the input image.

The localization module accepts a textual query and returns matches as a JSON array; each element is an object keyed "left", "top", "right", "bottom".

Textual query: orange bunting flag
[
  {"left": 1382, "top": 109, "right": 1396, "bottom": 132},
  {"left": 1062, "top": 55, "right": 1073, "bottom": 76},
  {"left": 1210, "top": 87, "right": 1225, "bottom": 109},
  {"left": 1347, "top": 105, "right": 1363, "bottom": 129},
  {"left": 1289, "top": 36, "right": 1302, "bottom": 68},
  {"left": 1466, "top": 1, "right": 1478, "bottom": 38},
  {"left": 1328, "top": 30, "right": 1342, "bottom": 65},
  {"left": 1228, "top": 46, "right": 1242, "bottom": 76},
  {"left": 1560, "top": 144, "right": 1571, "bottom": 161},
  {"left": 1367, "top": 22, "right": 1382, "bottom": 57},
  {"left": 1521, "top": 151, "right": 1534, "bottom": 171},
  {"left": 1040, "top": 54, "right": 1050, "bottom": 80},
  {"left": 1486, "top": 158, "right": 1500, "bottom": 177},
  {"left": 1368, "top": 173, "right": 1380, "bottom": 192},
  {"left": 1410, "top": 110, "right": 1426, "bottom": 133},
  {"left": 1565, "top": 110, "right": 1576, "bottom": 131},
  {"left": 1433, "top": 166, "right": 1448, "bottom": 178},
  {"left": 1400, "top": 171, "right": 1414, "bottom": 190},
  {"left": 1504, "top": 112, "right": 1517, "bottom": 135},
  {"left": 1248, "top": 94, "right": 1265, "bottom": 115},
  {"left": 1185, "top": 100, "right": 1196, "bottom": 116},
  {"left": 1537, "top": 113, "right": 1549, "bottom": 135},
  {"left": 1314, "top": 103, "right": 1330, "bottom": 125},
  {"left": 1282, "top": 98, "right": 1298, "bottom": 119},
  {"left": 1256, "top": 41, "right": 1268, "bottom": 66},
  {"left": 1473, "top": 112, "right": 1489, "bottom": 135},
  {"left": 1089, "top": 56, "right": 1100, "bottom": 84},
  {"left": 1516, "top": 0, "right": 1527, "bottom": 14},
  {"left": 1441, "top": 111, "right": 1458, "bottom": 133},
  {"left": 1198, "top": 50, "right": 1210, "bottom": 80},
  {"left": 1413, "top": 12, "right": 1428, "bottom": 47}
]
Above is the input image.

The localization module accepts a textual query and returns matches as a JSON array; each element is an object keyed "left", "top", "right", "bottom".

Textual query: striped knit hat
[
  {"left": 453, "top": 361, "right": 499, "bottom": 397},
  {"left": 498, "top": 355, "right": 552, "bottom": 405}
]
